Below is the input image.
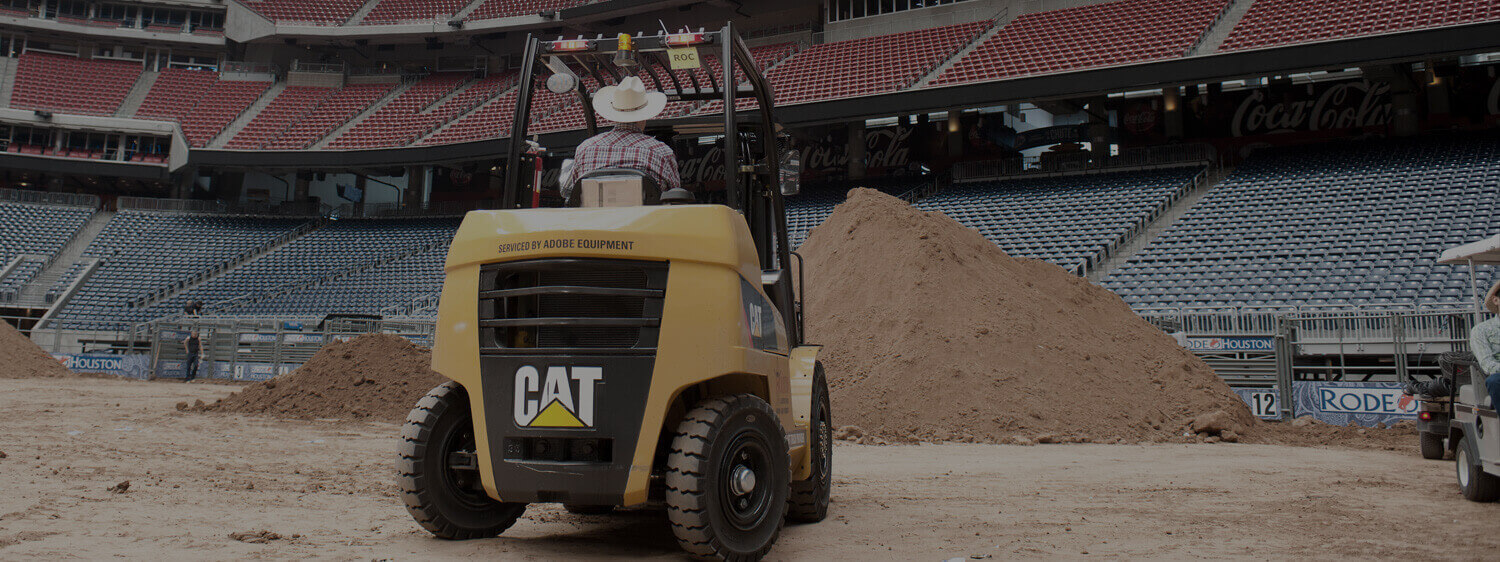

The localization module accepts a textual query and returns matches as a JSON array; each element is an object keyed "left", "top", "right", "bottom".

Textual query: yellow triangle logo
[{"left": 530, "top": 399, "right": 586, "bottom": 428}]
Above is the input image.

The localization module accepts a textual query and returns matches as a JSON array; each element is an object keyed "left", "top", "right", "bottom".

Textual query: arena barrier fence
[
  {"left": 1138, "top": 305, "right": 1486, "bottom": 420},
  {"left": 138, "top": 316, "right": 435, "bottom": 381}
]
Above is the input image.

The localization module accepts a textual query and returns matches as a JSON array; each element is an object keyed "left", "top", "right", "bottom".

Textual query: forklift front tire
[
  {"left": 666, "top": 394, "right": 790, "bottom": 561},
  {"left": 399, "top": 382, "right": 527, "bottom": 539}
]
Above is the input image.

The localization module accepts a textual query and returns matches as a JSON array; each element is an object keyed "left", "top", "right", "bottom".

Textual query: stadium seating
[
  {"left": 0, "top": 202, "right": 95, "bottom": 302},
  {"left": 784, "top": 176, "right": 933, "bottom": 249},
  {"left": 466, "top": 0, "right": 587, "bottom": 21},
  {"left": 916, "top": 168, "right": 1203, "bottom": 272},
  {"left": 420, "top": 75, "right": 576, "bottom": 144},
  {"left": 225, "top": 86, "right": 338, "bottom": 150},
  {"left": 362, "top": 0, "right": 471, "bottom": 24},
  {"left": 930, "top": 0, "right": 1229, "bottom": 87},
  {"left": 1103, "top": 135, "right": 1500, "bottom": 310},
  {"left": 135, "top": 70, "right": 273, "bottom": 147},
  {"left": 51, "top": 211, "right": 314, "bottom": 329},
  {"left": 329, "top": 73, "right": 516, "bottom": 149},
  {"left": 1221, "top": 0, "right": 1500, "bottom": 51},
  {"left": 10, "top": 51, "right": 144, "bottom": 116},
  {"left": 142, "top": 217, "right": 461, "bottom": 321},
  {"left": 179, "top": 80, "right": 273, "bottom": 147},
  {"left": 223, "top": 244, "right": 449, "bottom": 315},
  {"left": 266, "top": 84, "right": 396, "bottom": 149},
  {"left": 768, "top": 23, "right": 988, "bottom": 104},
  {"left": 240, "top": 0, "right": 366, "bottom": 24},
  {"left": 136, "top": 69, "right": 220, "bottom": 121}
]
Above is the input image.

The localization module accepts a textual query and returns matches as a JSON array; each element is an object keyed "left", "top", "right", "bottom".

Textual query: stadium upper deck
[{"left": 0, "top": 0, "right": 1496, "bottom": 172}]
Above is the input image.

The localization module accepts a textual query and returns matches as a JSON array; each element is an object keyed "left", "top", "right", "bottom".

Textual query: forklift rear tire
[
  {"left": 787, "top": 363, "right": 832, "bottom": 523},
  {"left": 398, "top": 382, "right": 527, "bottom": 539},
  {"left": 1420, "top": 432, "right": 1446, "bottom": 460},
  {"left": 1456, "top": 435, "right": 1500, "bottom": 502},
  {"left": 666, "top": 394, "right": 790, "bottom": 561}
]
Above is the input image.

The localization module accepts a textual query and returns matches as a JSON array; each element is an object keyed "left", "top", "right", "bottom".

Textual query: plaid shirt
[
  {"left": 563, "top": 123, "right": 681, "bottom": 192},
  {"left": 1473, "top": 316, "right": 1500, "bottom": 376}
]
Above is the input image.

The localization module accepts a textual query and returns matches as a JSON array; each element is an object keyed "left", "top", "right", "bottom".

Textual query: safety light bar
[
  {"left": 547, "top": 38, "right": 595, "bottom": 53},
  {"left": 665, "top": 32, "right": 708, "bottom": 47}
]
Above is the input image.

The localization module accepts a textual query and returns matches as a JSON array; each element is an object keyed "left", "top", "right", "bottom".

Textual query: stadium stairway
[
  {"left": 0, "top": 56, "right": 15, "bottom": 108},
  {"left": 912, "top": 8, "right": 1013, "bottom": 89},
  {"left": 450, "top": 0, "right": 488, "bottom": 20},
  {"left": 1188, "top": 0, "right": 1258, "bottom": 56},
  {"left": 17, "top": 210, "right": 115, "bottom": 308},
  {"left": 312, "top": 81, "right": 413, "bottom": 149},
  {"left": 211, "top": 82, "right": 289, "bottom": 148},
  {"left": 116, "top": 70, "right": 161, "bottom": 118},
  {"left": 217, "top": 240, "right": 447, "bottom": 314},
  {"left": 127, "top": 218, "right": 323, "bottom": 313},
  {"left": 345, "top": 0, "right": 384, "bottom": 24},
  {"left": 1086, "top": 166, "right": 1231, "bottom": 283},
  {"left": 415, "top": 79, "right": 522, "bottom": 144}
]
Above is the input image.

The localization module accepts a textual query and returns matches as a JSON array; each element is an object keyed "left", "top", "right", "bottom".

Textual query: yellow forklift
[{"left": 397, "top": 23, "right": 831, "bottom": 560}]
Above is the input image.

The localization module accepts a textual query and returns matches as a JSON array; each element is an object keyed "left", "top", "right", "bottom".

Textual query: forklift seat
[{"left": 573, "top": 168, "right": 661, "bottom": 207}]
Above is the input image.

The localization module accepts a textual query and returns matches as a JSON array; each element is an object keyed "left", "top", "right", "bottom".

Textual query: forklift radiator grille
[{"left": 479, "top": 259, "right": 667, "bottom": 354}]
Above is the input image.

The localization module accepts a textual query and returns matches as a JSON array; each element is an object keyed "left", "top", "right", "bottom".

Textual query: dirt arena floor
[{"left": 3, "top": 377, "right": 1498, "bottom": 561}]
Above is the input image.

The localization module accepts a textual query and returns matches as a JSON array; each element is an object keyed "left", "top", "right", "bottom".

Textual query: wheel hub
[
  {"left": 1459, "top": 448, "right": 1471, "bottom": 486},
  {"left": 730, "top": 465, "right": 757, "bottom": 495}
]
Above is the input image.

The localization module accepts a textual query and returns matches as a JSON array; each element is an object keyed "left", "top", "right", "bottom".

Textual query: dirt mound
[
  {"left": 0, "top": 321, "right": 74, "bottom": 379},
  {"left": 193, "top": 334, "right": 446, "bottom": 422},
  {"left": 799, "top": 188, "right": 1254, "bottom": 444}
]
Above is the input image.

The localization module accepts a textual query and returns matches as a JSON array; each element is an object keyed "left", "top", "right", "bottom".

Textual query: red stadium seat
[
  {"left": 931, "top": 0, "right": 1230, "bottom": 87},
  {"left": 1220, "top": 0, "right": 1500, "bottom": 51},
  {"left": 10, "top": 51, "right": 144, "bottom": 116}
]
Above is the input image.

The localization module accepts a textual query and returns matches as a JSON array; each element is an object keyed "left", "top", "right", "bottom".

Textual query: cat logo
[{"left": 513, "top": 366, "right": 602, "bottom": 428}]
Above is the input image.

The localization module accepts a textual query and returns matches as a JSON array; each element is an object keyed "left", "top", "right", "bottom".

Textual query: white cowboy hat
[{"left": 593, "top": 76, "right": 667, "bottom": 123}]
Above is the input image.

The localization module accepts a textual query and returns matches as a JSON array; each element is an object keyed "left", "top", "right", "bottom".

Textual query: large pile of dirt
[
  {"left": 800, "top": 189, "right": 1254, "bottom": 444},
  {"left": 0, "top": 321, "right": 74, "bottom": 379},
  {"left": 193, "top": 334, "right": 447, "bottom": 422}
]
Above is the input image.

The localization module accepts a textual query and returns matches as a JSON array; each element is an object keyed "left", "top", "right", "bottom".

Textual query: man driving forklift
[{"left": 560, "top": 76, "right": 681, "bottom": 200}]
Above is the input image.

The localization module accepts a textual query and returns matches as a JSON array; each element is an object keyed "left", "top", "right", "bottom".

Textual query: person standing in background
[{"left": 182, "top": 329, "right": 201, "bottom": 382}]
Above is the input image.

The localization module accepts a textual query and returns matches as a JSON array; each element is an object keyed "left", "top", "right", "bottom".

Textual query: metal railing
[
  {"left": 290, "top": 60, "right": 345, "bottom": 74},
  {"left": 954, "top": 144, "right": 1216, "bottom": 182},
  {"left": 0, "top": 188, "right": 100, "bottom": 208}
]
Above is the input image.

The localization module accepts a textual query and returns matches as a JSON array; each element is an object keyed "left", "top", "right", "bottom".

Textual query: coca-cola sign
[
  {"left": 678, "top": 125, "right": 916, "bottom": 187},
  {"left": 1229, "top": 80, "right": 1393, "bottom": 137}
]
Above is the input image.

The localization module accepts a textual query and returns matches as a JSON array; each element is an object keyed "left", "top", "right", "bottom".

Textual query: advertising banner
[
  {"left": 1292, "top": 381, "right": 1418, "bottom": 427},
  {"left": 51, "top": 353, "right": 152, "bottom": 379},
  {"left": 1186, "top": 337, "right": 1276, "bottom": 352}
]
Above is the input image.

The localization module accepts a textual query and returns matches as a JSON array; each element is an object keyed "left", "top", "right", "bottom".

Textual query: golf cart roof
[{"left": 1438, "top": 235, "right": 1500, "bottom": 265}]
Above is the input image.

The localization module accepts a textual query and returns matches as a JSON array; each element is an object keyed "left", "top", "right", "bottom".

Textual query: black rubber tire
[
  {"left": 787, "top": 363, "right": 832, "bottom": 523},
  {"left": 398, "top": 381, "right": 527, "bottom": 539},
  {"left": 564, "top": 504, "right": 615, "bottom": 515},
  {"left": 1456, "top": 435, "right": 1500, "bottom": 502},
  {"left": 1420, "top": 432, "right": 1446, "bottom": 460},
  {"left": 665, "top": 394, "right": 790, "bottom": 561}
]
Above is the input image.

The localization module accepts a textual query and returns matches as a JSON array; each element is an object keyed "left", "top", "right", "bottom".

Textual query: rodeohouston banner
[
  {"left": 1292, "top": 381, "right": 1418, "bottom": 427},
  {"left": 52, "top": 353, "right": 152, "bottom": 379}
]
